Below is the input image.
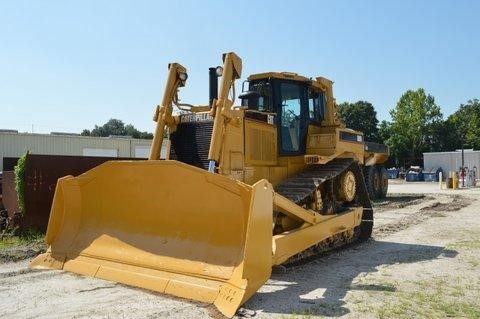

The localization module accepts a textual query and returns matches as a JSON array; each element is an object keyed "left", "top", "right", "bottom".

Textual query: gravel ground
[{"left": 1, "top": 180, "right": 479, "bottom": 319}]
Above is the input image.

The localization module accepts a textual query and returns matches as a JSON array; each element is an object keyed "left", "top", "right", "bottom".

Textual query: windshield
[{"left": 248, "top": 80, "right": 274, "bottom": 112}]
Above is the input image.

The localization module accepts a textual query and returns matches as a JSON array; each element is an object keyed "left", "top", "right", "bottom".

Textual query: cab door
[{"left": 276, "top": 81, "right": 308, "bottom": 156}]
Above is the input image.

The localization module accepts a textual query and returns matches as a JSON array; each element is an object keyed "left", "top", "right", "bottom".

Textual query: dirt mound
[
  {"left": 420, "top": 195, "right": 473, "bottom": 212},
  {"left": 373, "top": 194, "right": 430, "bottom": 209},
  {"left": 373, "top": 194, "right": 473, "bottom": 239}
]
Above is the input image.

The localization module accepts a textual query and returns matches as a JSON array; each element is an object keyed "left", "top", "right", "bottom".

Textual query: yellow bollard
[{"left": 452, "top": 171, "right": 458, "bottom": 189}]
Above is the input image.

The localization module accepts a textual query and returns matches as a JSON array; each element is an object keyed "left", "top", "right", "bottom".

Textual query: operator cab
[{"left": 240, "top": 72, "right": 326, "bottom": 156}]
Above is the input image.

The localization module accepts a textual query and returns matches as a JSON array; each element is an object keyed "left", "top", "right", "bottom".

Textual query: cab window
[
  {"left": 308, "top": 89, "right": 325, "bottom": 123},
  {"left": 248, "top": 81, "right": 274, "bottom": 112},
  {"left": 278, "top": 82, "right": 307, "bottom": 154}
]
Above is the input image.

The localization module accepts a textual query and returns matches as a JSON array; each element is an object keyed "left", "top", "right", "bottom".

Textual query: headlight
[
  {"left": 215, "top": 66, "right": 223, "bottom": 77},
  {"left": 179, "top": 72, "right": 188, "bottom": 81}
]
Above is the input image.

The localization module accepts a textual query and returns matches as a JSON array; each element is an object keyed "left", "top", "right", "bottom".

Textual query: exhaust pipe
[{"left": 209, "top": 67, "right": 218, "bottom": 106}]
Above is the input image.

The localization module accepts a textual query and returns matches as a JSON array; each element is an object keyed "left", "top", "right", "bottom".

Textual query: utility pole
[{"left": 461, "top": 136, "right": 465, "bottom": 187}]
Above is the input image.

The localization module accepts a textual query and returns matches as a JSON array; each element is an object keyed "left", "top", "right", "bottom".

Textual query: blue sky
[{"left": 1, "top": 1, "right": 479, "bottom": 134}]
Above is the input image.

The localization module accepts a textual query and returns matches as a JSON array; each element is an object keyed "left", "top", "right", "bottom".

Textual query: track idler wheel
[{"left": 338, "top": 170, "right": 356, "bottom": 202}]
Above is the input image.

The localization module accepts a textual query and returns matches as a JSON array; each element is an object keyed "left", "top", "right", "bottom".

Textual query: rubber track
[
  {"left": 274, "top": 158, "right": 371, "bottom": 210},
  {"left": 273, "top": 158, "right": 373, "bottom": 265}
]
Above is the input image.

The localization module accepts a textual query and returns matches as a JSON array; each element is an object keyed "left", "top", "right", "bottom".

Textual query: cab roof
[
  {"left": 247, "top": 72, "right": 311, "bottom": 82},
  {"left": 247, "top": 72, "right": 333, "bottom": 89}
]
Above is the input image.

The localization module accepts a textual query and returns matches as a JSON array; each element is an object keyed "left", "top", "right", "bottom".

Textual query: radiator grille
[{"left": 169, "top": 121, "right": 213, "bottom": 170}]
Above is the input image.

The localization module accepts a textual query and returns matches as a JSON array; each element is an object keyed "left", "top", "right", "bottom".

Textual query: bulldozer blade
[{"left": 30, "top": 160, "right": 273, "bottom": 317}]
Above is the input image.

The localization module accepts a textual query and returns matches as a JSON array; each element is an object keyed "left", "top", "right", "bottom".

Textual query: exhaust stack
[{"left": 209, "top": 67, "right": 218, "bottom": 106}]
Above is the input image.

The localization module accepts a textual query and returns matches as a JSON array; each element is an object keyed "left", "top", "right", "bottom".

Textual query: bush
[{"left": 14, "top": 151, "right": 28, "bottom": 215}]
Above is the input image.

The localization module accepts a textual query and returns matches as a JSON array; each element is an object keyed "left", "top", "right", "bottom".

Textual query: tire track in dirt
[{"left": 372, "top": 194, "right": 473, "bottom": 239}]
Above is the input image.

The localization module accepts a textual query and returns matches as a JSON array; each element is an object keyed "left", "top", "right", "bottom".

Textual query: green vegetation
[
  {"left": 442, "top": 99, "right": 480, "bottom": 151},
  {"left": 0, "top": 236, "right": 22, "bottom": 250},
  {"left": 353, "top": 277, "right": 480, "bottom": 319},
  {"left": 382, "top": 88, "right": 443, "bottom": 167},
  {"left": 339, "top": 93, "right": 479, "bottom": 167},
  {"left": 0, "top": 230, "right": 45, "bottom": 262},
  {"left": 447, "top": 239, "right": 480, "bottom": 250},
  {"left": 0, "top": 230, "right": 44, "bottom": 251},
  {"left": 466, "top": 258, "right": 479, "bottom": 268},
  {"left": 376, "top": 290, "right": 480, "bottom": 319},
  {"left": 337, "top": 101, "right": 380, "bottom": 142},
  {"left": 14, "top": 151, "right": 28, "bottom": 215},
  {"left": 81, "top": 118, "right": 153, "bottom": 139}
]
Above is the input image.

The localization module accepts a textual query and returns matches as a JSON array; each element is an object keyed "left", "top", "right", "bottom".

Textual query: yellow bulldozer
[{"left": 31, "top": 52, "right": 389, "bottom": 317}]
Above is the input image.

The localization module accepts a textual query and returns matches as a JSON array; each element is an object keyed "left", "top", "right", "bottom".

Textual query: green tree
[
  {"left": 125, "top": 124, "right": 154, "bottom": 139},
  {"left": 91, "top": 118, "right": 126, "bottom": 136},
  {"left": 387, "top": 88, "right": 443, "bottom": 166},
  {"left": 377, "top": 120, "right": 400, "bottom": 167},
  {"left": 444, "top": 98, "right": 480, "bottom": 150},
  {"left": 81, "top": 118, "right": 153, "bottom": 139},
  {"left": 337, "top": 101, "right": 379, "bottom": 142},
  {"left": 378, "top": 120, "right": 392, "bottom": 143},
  {"left": 435, "top": 119, "right": 457, "bottom": 151}
]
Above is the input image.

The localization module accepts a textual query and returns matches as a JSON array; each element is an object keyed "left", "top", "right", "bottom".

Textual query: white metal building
[
  {"left": 0, "top": 131, "right": 156, "bottom": 171},
  {"left": 423, "top": 150, "right": 480, "bottom": 174}
]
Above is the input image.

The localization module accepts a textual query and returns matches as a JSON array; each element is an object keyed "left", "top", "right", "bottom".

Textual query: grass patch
[
  {"left": 0, "top": 230, "right": 44, "bottom": 251},
  {"left": 466, "top": 257, "right": 479, "bottom": 268},
  {"left": 447, "top": 239, "right": 480, "bottom": 250},
  {"left": 352, "top": 276, "right": 480, "bottom": 318},
  {"left": 0, "top": 236, "right": 23, "bottom": 250},
  {"left": 375, "top": 278, "right": 480, "bottom": 319},
  {"left": 437, "top": 302, "right": 480, "bottom": 318},
  {"left": 0, "top": 230, "right": 46, "bottom": 262},
  {"left": 377, "top": 294, "right": 480, "bottom": 319}
]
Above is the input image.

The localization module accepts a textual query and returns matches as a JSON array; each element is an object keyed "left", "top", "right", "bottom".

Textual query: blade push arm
[
  {"left": 207, "top": 52, "right": 242, "bottom": 171},
  {"left": 149, "top": 63, "right": 187, "bottom": 160}
]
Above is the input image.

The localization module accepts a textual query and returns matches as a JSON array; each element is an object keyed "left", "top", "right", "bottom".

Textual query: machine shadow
[{"left": 242, "top": 239, "right": 458, "bottom": 317}]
